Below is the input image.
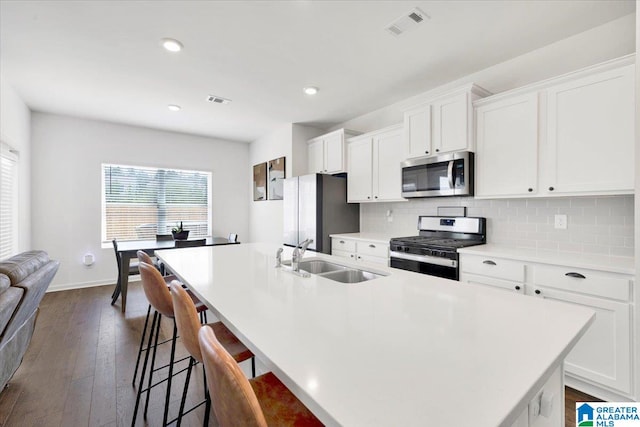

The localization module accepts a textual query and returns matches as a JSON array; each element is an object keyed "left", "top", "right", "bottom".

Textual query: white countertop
[
  {"left": 458, "top": 244, "right": 635, "bottom": 275},
  {"left": 329, "top": 232, "right": 393, "bottom": 244},
  {"left": 156, "top": 243, "right": 594, "bottom": 427}
]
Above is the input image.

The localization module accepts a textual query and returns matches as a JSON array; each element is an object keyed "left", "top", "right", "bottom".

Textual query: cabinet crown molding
[
  {"left": 474, "top": 54, "right": 635, "bottom": 107},
  {"left": 403, "top": 82, "right": 492, "bottom": 111}
]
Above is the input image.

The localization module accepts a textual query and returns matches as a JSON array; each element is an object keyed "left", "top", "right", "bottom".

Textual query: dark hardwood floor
[{"left": 0, "top": 282, "right": 601, "bottom": 426}]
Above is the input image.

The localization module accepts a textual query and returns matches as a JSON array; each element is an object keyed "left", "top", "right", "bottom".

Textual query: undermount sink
[
  {"left": 281, "top": 258, "right": 387, "bottom": 283},
  {"left": 319, "top": 269, "right": 385, "bottom": 283}
]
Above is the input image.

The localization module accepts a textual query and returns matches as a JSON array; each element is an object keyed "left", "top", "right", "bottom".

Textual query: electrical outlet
[
  {"left": 528, "top": 392, "right": 542, "bottom": 425},
  {"left": 554, "top": 214, "right": 567, "bottom": 230}
]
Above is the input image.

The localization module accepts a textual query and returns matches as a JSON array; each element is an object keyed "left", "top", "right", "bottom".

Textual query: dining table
[{"left": 115, "top": 237, "right": 238, "bottom": 312}]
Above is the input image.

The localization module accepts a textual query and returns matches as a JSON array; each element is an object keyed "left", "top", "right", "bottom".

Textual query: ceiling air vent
[
  {"left": 385, "top": 7, "right": 429, "bottom": 36},
  {"left": 206, "top": 95, "right": 231, "bottom": 105}
]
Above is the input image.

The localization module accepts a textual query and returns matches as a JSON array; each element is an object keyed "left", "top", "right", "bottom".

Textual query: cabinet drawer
[
  {"left": 332, "top": 238, "right": 356, "bottom": 253},
  {"left": 356, "top": 241, "right": 388, "bottom": 258},
  {"left": 459, "top": 254, "right": 525, "bottom": 282},
  {"left": 531, "top": 264, "right": 631, "bottom": 301},
  {"left": 332, "top": 249, "right": 355, "bottom": 261},
  {"left": 460, "top": 272, "right": 525, "bottom": 294},
  {"left": 356, "top": 253, "right": 388, "bottom": 266}
]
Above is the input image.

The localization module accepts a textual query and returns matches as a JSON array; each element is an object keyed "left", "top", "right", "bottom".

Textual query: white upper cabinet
[
  {"left": 474, "top": 55, "right": 635, "bottom": 198},
  {"left": 307, "top": 129, "right": 360, "bottom": 175},
  {"left": 403, "top": 84, "right": 491, "bottom": 160},
  {"left": 404, "top": 105, "right": 432, "bottom": 158},
  {"left": 347, "top": 124, "right": 406, "bottom": 203},
  {"left": 475, "top": 93, "right": 539, "bottom": 197},
  {"left": 543, "top": 64, "right": 635, "bottom": 195}
]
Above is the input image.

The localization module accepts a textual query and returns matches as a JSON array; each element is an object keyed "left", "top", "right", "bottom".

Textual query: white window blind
[
  {"left": 0, "top": 143, "right": 19, "bottom": 260},
  {"left": 102, "top": 164, "right": 212, "bottom": 243}
]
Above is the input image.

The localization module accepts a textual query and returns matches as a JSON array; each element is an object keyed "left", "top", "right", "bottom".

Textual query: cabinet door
[
  {"left": 347, "top": 138, "right": 373, "bottom": 202},
  {"left": 460, "top": 273, "right": 525, "bottom": 294},
  {"left": 529, "top": 286, "right": 631, "bottom": 394},
  {"left": 404, "top": 105, "right": 431, "bottom": 158},
  {"left": 324, "top": 132, "right": 345, "bottom": 174},
  {"left": 544, "top": 65, "right": 634, "bottom": 195},
  {"left": 373, "top": 128, "right": 404, "bottom": 201},
  {"left": 308, "top": 139, "right": 325, "bottom": 174},
  {"left": 475, "top": 93, "right": 539, "bottom": 198},
  {"left": 432, "top": 92, "right": 469, "bottom": 154}
]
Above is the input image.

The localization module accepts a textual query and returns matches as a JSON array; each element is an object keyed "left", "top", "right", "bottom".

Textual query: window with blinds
[
  {"left": 0, "top": 143, "right": 19, "bottom": 260},
  {"left": 102, "top": 164, "right": 212, "bottom": 243}
]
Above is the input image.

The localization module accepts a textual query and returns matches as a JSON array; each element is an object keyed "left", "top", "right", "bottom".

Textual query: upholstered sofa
[{"left": 0, "top": 251, "right": 59, "bottom": 392}]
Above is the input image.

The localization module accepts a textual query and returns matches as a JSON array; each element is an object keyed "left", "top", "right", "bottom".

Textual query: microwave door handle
[{"left": 447, "top": 160, "right": 454, "bottom": 189}]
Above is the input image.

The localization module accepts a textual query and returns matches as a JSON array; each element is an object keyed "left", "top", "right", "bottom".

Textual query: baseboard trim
[{"left": 47, "top": 274, "right": 143, "bottom": 293}]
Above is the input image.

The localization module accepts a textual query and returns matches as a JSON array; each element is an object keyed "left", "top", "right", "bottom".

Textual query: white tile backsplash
[{"left": 360, "top": 195, "right": 634, "bottom": 257}]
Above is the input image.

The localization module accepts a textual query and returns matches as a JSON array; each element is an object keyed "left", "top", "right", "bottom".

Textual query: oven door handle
[
  {"left": 390, "top": 251, "right": 458, "bottom": 268},
  {"left": 447, "top": 160, "right": 455, "bottom": 189}
]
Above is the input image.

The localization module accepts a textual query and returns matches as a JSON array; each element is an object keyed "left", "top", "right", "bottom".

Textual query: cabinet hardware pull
[
  {"left": 527, "top": 188, "right": 533, "bottom": 192},
  {"left": 425, "top": 150, "right": 429, "bottom": 154},
  {"left": 535, "top": 289, "right": 541, "bottom": 295},
  {"left": 339, "top": 240, "right": 345, "bottom": 244},
  {"left": 357, "top": 256, "right": 362, "bottom": 259},
  {"left": 435, "top": 149, "right": 440, "bottom": 152},
  {"left": 565, "top": 272, "right": 586, "bottom": 279},
  {"left": 548, "top": 186, "right": 555, "bottom": 191},
  {"left": 369, "top": 244, "right": 376, "bottom": 248},
  {"left": 482, "top": 260, "right": 496, "bottom": 265},
  {"left": 374, "top": 196, "right": 378, "bottom": 199},
  {"left": 515, "top": 286, "right": 521, "bottom": 291},
  {"left": 350, "top": 254, "right": 355, "bottom": 258}
]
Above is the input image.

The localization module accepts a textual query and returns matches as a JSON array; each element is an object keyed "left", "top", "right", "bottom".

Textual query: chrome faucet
[
  {"left": 291, "top": 238, "right": 313, "bottom": 272},
  {"left": 275, "top": 247, "right": 283, "bottom": 267}
]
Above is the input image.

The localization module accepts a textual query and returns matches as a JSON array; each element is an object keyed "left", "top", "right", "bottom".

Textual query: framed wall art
[
  {"left": 268, "top": 157, "right": 285, "bottom": 200},
  {"left": 253, "top": 162, "right": 267, "bottom": 201}
]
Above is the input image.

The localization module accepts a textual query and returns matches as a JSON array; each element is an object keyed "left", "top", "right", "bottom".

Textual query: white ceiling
[{"left": 0, "top": 0, "right": 635, "bottom": 143}]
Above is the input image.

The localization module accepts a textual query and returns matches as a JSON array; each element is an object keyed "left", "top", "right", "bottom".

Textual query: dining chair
[
  {"left": 170, "top": 282, "right": 255, "bottom": 426},
  {"left": 174, "top": 238, "right": 206, "bottom": 248},
  {"left": 228, "top": 233, "right": 238, "bottom": 243},
  {"left": 132, "top": 261, "right": 207, "bottom": 427},
  {"left": 111, "top": 239, "right": 140, "bottom": 305},
  {"left": 198, "top": 326, "right": 322, "bottom": 427}
]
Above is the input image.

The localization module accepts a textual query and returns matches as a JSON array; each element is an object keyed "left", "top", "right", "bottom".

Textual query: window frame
[
  {"left": 0, "top": 141, "right": 19, "bottom": 260},
  {"left": 101, "top": 162, "right": 213, "bottom": 246}
]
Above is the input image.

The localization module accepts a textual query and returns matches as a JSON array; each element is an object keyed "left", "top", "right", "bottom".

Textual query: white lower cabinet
[
  {"left": 510, "top": 366, "right": 563, "bottom": 427},
  {"left": 529, "top": 265, "right": 632, "bottom": 396},
  {"left": 331, "top": 237, "right": 389, "bottom": 266},
  {"left": 460, "top": 253, "right": 634, "bottom": 399}
]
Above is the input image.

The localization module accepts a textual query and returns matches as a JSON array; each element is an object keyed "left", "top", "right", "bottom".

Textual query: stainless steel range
[{"left": 389, "top": 216, "right": 486, "bottom": 280}]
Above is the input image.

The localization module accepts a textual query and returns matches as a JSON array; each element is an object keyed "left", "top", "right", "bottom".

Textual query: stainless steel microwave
[{"left": 401, "top": 151, "right": 474, "bottom": 198}]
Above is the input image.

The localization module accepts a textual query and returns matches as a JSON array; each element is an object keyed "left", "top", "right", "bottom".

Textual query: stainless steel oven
[
  {"left": 390, "top": 216, "right": 486, "bottom": 280},
  {"left": 401, "top": 151, "right": 474, "bottom": 198}
]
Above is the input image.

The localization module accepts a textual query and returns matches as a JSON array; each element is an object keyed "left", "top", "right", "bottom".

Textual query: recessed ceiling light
[
  {"left": 161, "top": 38, "right": 183, "bottom": 52},
  {"left": 303, "top": 87, "right": 319, "bottom": 95},
  {"left": 167, "top": 104, "right": 181, "bottom": 111}
]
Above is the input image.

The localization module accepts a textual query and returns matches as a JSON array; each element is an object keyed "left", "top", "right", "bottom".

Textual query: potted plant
[{"left": 172, "top": 221, "right": 190, "bottom": 240}]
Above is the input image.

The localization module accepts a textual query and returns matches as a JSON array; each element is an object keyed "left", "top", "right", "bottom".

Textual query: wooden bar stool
[
  {"left": 198, "top": 326, "right": 323, "bottom": 427},
  {"left": 170, "top": 282, "right": 255, "bottom": 426}
]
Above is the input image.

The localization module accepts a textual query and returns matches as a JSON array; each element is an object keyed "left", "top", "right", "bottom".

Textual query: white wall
[
  {"left": 248, "top": 124, "right": 291, "bottom": 244},
  {"left": 633, "top": 0, "right": 639, "bottom": 405},
  {"left": 248, "top": 123, "right": 323, "bottom": 244},
  {"left": 31, "top": 112, "right": 250, "bottom": 290},
  {"left": 0, "top": 76, "right": 31, "bottom": 252}
]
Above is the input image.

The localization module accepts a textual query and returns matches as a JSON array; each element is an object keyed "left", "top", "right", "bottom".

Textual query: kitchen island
[{"left": 156, "top": 243, "right": 595, "bottom": 427}]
